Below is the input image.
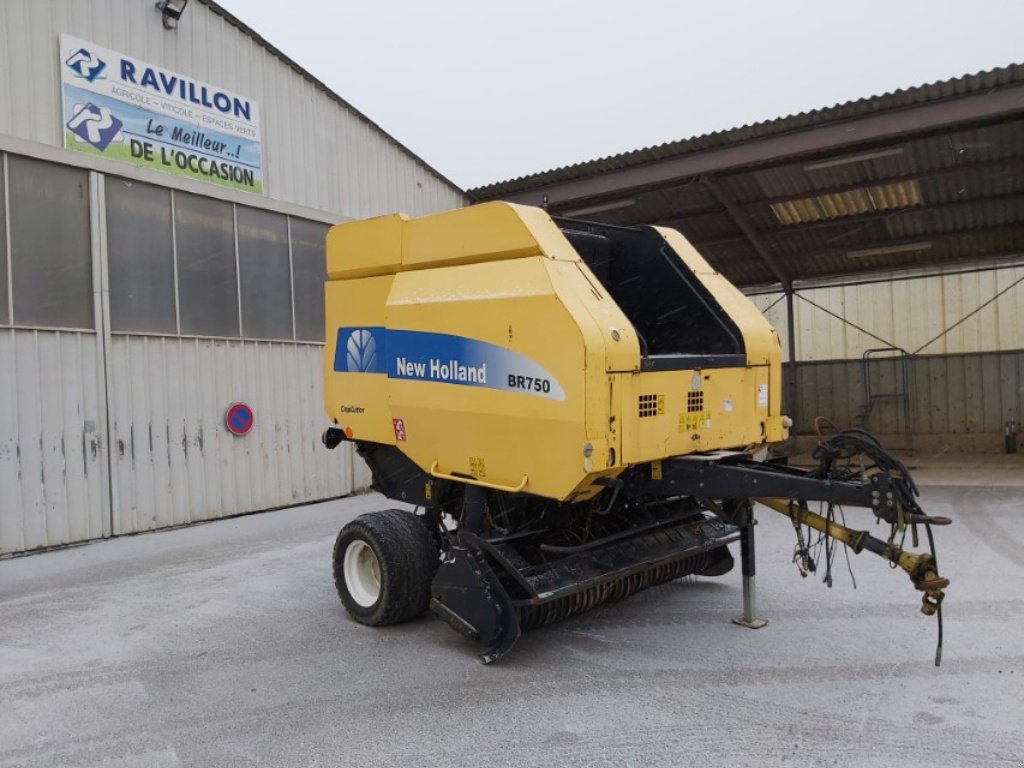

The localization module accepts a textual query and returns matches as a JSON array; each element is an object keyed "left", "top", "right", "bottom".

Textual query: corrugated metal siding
[
  {"left": 106, "top": 336, "right": 358, "bottom": 534},
  {"left": 0, "top": 330, "right": 108, "bottom": 555},
  {"left": 0, "top": 0, "right": 464, "bottom": 218},
  {"left": 0, "top": 2, "right": 458, "bottom": 555},
  {"left": 786, "top": 350, "right": 1024, "bottom": 436},
  {"left": 747, "top": 265, "right": 1024, "bottom": 361},
  {"left": 794, "top": 267, "right": 1024, "bottom": 358},
  {"left": 749, "top": 292, "right": 790, "bottom": 363}
]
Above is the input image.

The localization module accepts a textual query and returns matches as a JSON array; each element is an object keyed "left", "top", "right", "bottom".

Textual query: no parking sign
[{"left": 225, "top": 402, "right": 255, "bottom": 436}]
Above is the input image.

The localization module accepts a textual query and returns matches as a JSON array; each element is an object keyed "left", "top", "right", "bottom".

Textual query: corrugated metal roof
[
  {"left": 469, "top": 64, "right": 1024, "bottom": 197},
  {"left": 467, "top": 63, "right": 1024, "bottom": 288}
]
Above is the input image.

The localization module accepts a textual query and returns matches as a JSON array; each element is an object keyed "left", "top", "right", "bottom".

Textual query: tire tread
[{"left": 332, "top": 509, "right": 439, "bottom": 626}]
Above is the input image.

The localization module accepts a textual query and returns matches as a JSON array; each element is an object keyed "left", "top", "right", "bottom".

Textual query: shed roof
[{"left": 470, "top": 65, "right": 1024, "bottom": 288}]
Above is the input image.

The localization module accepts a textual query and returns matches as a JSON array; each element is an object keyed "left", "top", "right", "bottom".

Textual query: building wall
[
  {"left": 0, "top": 0, "right": 463, "bottom": 219},
  {"left": 746, "top": 262, "right": 1024, "bottom": 447},
  {"left": 784, "top": 350, "right": 1024, "bottom": 450},
  {"left": 749, "top": 260, "right": 1024, "bottom": 362},
  {"left": 0, "top": 0, "right": 463, "bottom": 555},
  {"left": 105, "top": 335, "right": 377, "bottom": 538}
]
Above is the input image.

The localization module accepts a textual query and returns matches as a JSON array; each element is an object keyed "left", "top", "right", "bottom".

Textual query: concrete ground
[{"left": 2, "top": 461, "right": 1023, "bottom": 768}]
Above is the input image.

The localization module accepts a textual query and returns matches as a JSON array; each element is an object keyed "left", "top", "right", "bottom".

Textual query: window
[
  {"left": 0, "top": 156, "right": 7, "bottom": 325},
  {"left": 238, "top": 207, "right": 292, "bottom": 340},
  {"left": 290, "top": 218, "right": 328, "bottom": 342},
  {"left": 174, "top": 192, "right": 238, "bottom": 337},
  {"left": 106, "top": 179, "right": 177, "bottom": 334},
  {"left": 8, "top": 156, "right": 92, "bottom": 329}
]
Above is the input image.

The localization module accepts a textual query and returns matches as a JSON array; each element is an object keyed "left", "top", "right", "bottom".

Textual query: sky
[{"left": 214, "top": 0, "right": 1024, "bottom": 191}]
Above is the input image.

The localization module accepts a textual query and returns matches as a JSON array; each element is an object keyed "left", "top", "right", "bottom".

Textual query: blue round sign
[{"left": 225, "top": 402, "right": 254, "bottom": 436}]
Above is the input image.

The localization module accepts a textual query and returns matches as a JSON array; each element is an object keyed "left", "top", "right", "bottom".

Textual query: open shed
[{"left": 470, "top": 65, "right": 1024, "bottom": 450}]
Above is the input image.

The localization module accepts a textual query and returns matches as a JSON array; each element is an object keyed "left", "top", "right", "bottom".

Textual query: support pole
[
  {"left": 785, "top": 287, "right": 798, "bottom": 429},
  {"left": 732, "top": 513, "right": 768, "bottom": 629}
]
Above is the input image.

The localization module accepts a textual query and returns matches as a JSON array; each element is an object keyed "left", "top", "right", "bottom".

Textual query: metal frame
[
  {"left": 2, "top": 153, "right": 11, "bottom": 327},
  {"left": 170, "top": 189, "right": 182, "bottom": 335},
  {"left": 733, "top": 516, "right": 767, "bottom": 630},
  {"left": 700, "top": 176, "right": 789, "bottom": 287},
  {"left": 857, "top": 347, "right": 912, "bottom": 431},
  {"left": 722, "top": 222, "right": 1024, "bottom": 286},
  {"left": 642, "top": 457, "right": 895, "bottom": 508},
  {"left": 0, "top": 134, "right": 345, "bottom": 227},
  {"left": 743, "top": 255, "right": 1024, "bottom": 295},
  {"left": 232, "top": 203, "right": 243, "bottom": 337},
  {"left": 286, "top": 215, "right": 297, "bottom": 342},
  {"left": 657, "top": 152, "right": 1024, "bottom": 229},
  {"left": 691, "top": 191, "right": 1024, "bottom": 251},
  {"left": 109, "top": 329, "right": 324, "bottom": 346},
  {"left": 89, "top": 170, "right": 116, "bottom": 539},
  {"left": 912, "top": 272, "right": 1024, "bottom": 354},
  {"left": 699, "top": 176, "right": 800, "bottom": 416}
]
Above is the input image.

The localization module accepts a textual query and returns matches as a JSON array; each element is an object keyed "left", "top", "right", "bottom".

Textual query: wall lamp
[{"left": 155, "top": 0, "right": 189, "bottom": 30}]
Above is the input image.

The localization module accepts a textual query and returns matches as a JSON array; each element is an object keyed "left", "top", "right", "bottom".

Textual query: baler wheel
[{"left": 332, "top": 510, "right": 437, "bottom": 626}]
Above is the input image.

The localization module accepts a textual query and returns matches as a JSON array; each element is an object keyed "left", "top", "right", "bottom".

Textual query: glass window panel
[
  {"left": 106, "top": 178, "right": 176, "bottom": 334},
  {"left": 174, "top": 192, "right": 238, "bottom": 337},
  {"left": 8, "top": 156, "right": 93, "bottom": 329},
  {"left": 238, "top": 207, "right": 292, "bottom": 340},
  {"left": 0, "top": 156, "right": 7, "bottom": 325},
  {"left": 290, "top": 218, "right": 328, "bottom": 342}
]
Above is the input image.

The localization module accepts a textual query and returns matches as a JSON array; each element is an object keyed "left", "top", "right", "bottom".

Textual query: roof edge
[{"left": 468, "top": 62, "right": 1024, "bottom": 198}]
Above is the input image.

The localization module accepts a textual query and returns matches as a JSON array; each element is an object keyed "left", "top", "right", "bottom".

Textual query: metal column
[{"left": 732, "top": 514, "right": 768, "bottom": 629}]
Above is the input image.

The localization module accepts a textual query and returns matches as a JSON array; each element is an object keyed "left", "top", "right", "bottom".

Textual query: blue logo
[
  {"left": 334, "top": 327, "right": 565, "bottom": 400},
  {"left": 65, "top": 48, "right": 107, "bottom": 83},
  {"left": 346, "top": 329, "right": 381, "bottom": 373},
  {"left": 66, "top": 103, "right": 123, "bottom": 151}
]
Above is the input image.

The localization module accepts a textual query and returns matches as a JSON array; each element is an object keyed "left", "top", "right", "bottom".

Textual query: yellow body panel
[
  {"left": 324, "top": 203, "right": 789, "bottom": 502},
  {"left": 618, "top": 367, "right": 769, "bottom": 463}
]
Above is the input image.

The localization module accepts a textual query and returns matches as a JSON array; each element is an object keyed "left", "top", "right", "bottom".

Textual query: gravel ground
[{"left": 1, "top": 477, "right": 1022, "bottom": 768}]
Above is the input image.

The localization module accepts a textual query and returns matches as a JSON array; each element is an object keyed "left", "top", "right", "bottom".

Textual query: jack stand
[{"left": 732, "top": 513, "right": 768, "bottom": 629}]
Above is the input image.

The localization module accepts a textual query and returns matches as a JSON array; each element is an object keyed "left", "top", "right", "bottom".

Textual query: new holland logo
[
  {"left": 65, "top": 47, "right": 107, "bottom": 83},
  {"left": 346, "top": 329, "right": 378, "bottom": 373}
]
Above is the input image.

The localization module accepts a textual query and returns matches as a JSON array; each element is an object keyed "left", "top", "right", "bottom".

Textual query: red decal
[{"left": 392, "top": 418, "right": 407, "bottom": 442}]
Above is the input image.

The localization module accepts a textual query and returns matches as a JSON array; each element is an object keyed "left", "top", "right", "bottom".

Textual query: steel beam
[
  {"left": 757, "top": 221, "right": 1024, "bottom": 265},
  {"left": 701, "top": 176, "right": 790, "bottom": 288},
  {"left": 624, "top": 149, "right": 1024, "bottom": 228},
  {"left": 688, "top": 192, "right": 1024, "bottom": 250}
]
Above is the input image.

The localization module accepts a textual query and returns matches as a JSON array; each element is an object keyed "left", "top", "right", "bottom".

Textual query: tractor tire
[{"left": 332, "top": 509, "right": 438, "bottom": 626}]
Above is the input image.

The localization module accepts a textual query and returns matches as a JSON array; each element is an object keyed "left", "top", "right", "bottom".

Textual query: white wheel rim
[{"left": 343, "top": 540, "right": 381, "bottom": 608}]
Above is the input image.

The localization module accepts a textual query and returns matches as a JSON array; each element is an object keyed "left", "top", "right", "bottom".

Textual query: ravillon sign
[{"left": 59, "top": 34, "right": 263, "bottom": 194}]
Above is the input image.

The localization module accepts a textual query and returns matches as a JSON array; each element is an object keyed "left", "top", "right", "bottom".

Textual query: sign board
[
  {"left": 59, "top": 34, "right": 263, "bottom": 194},
  {"left": 225, "top": 403, "right": 255, "bottom": 436}
]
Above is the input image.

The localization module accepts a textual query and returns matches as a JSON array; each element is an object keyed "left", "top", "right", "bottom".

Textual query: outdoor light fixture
[
  {"left": 155, "top": 0, "right": 188, "bottom": 30},
  {"left": 804, "top": 147, "right": 905, "bottom": 172},
  {"left": 846, "top": 241, "right": 932, "bottom": 259},
  {"left": 562, "top": 198, "right": 637, "bottom": 217}
]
